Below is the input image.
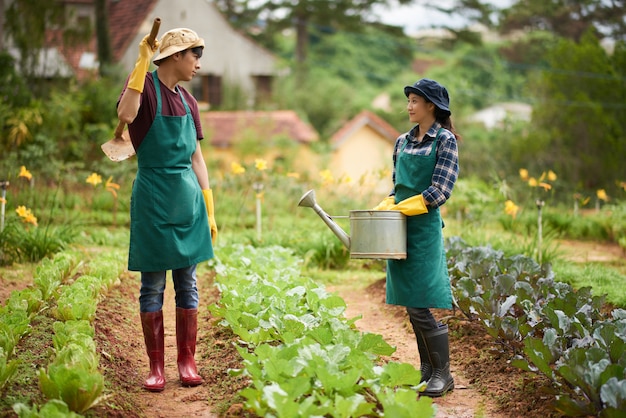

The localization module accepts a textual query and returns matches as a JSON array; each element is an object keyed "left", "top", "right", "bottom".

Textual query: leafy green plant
[
  {"left": 38, "top": 359, "right": 104, "bottom": 414},
  {"left": 13, "top": 399, "right": 82, "bottom": 418},
  {"left": 0, "top": 347, "right": 19, "bottom": 392},
  {"left": 447, "top": 237, "right": 626, "bottom": 417},
  {"left": 210, "top": 244, "right": 434, "bottom": 417},
  {"left": 54, "top": 275, "right": 100, "bottom": 322}
]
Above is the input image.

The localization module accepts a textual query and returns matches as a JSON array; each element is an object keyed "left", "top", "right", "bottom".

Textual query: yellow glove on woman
[
  {"left": 391, "top": 194, "right": 428, "bottom": 216},
  {"left": 372, "top": 196, "right": 396, "bottom": 210},
  {"left": 127, "top": 35, "right": 159, "bottom": 93},
  {"left": 202, "top": 189, "right": 218, "bottom": 245}
]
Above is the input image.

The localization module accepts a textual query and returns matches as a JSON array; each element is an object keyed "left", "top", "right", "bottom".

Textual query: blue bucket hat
[{"left": 404, "top": 78, "right": 451, "bottom": 116}]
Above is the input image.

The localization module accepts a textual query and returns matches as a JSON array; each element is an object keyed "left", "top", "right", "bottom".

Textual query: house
[
  {"left": 468, "top": 102, "right": 532, "bottom": 129},
  {"left": 2, "top": 0, "right": 278, "bottom": 108},
  {"left": 201, "top": 110, "right": 320, "bottom": 175},
  {"left": 328, "top": 110, "right": 399, "bottom": 196}
]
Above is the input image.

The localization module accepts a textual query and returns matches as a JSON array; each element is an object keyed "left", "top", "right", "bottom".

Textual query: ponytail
[{"left": 435, "top": 108, "right": 461, "bottom": 141}]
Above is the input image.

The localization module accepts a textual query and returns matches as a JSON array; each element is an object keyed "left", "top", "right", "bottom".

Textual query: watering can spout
[{"left": 298, "top": 190, "right": 351, "bottom": 249}]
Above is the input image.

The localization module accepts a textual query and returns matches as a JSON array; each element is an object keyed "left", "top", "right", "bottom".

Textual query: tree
[
  {"left": 4, "top": 0, "right": 92, "bottom": 89},
  {"left": 215, "top": 0, "right": 413, "bottom": 74},
  {"left": 95, "top": 0, "right": 113, "bottom": 76},
  {"left": 520, "top": 33, "right": 626, "bottom": 191},
  {"left": 435, "top": 0, "right": 626, "bottom": 42},
  {"left": 497, "top": 0, "right": 626, "bottom": 41}
]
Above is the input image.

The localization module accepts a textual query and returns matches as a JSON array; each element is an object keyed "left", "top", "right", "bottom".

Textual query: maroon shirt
[{"left": 118, "top": 72, "right": 204, "bottom": 150}]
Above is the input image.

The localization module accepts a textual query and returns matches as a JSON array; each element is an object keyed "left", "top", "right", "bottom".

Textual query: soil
[{"left": 1, "top": 239, "right": 624, "bottom": 418}]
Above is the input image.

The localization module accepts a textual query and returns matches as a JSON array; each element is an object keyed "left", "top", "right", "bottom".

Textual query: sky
[{"left": 373, "top": 0, "right": 514, "bottom": 35}]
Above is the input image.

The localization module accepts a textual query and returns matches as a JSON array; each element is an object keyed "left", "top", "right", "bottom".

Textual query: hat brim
[
  {"left": 404, "top": 85, "right": 451, "bottom": 115},
  {"left": 153, "top": 38, "right": 205, "bottom": 65}
]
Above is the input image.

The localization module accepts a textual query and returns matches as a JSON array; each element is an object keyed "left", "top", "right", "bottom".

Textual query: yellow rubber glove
[
  {"left": 202, "top": 189, "right": 218, "bottom": 245},
  {"left": 127, "top": 35, "right": 159, "bottom": 93},
  {"left": 391, "top": 194, "right": 429, "bottom": 216},
  {"left": 372, "top": 196, "right": 396, "bottom": 210}
]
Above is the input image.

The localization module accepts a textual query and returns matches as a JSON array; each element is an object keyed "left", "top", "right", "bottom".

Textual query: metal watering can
[{"left": 298, "top": 190, "right": 407, "bottom": 259}]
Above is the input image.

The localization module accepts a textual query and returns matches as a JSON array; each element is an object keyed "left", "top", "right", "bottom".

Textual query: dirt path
[
  {"left": 136, "top": 285, "right": 217, "bottom": 418},
  {"left": 94, "top": 270, "right": 218, "bottom": 418},
  {"left": 328, "top": 280, "right": 507, "bottom": 418}
]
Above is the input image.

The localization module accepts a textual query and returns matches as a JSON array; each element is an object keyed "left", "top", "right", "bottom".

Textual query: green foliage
[
  {"left": 210, "top": 244, "right": 434, "bottom": 417},
  {"left": 447, "top": 237, "right": 626, "bottom": 417},
  {"left": 0, "top": 52, "right": 32, "bottom": 108},
  {"left": 523, "top": 33, "right": 626, "bottom": 193},
  {"left": 38, "top": 356, "right": 104, "bottom": 414},
  {"left": 0, "top": 347, "right": 20, "bottom": 392},
  {"left": 13, "top": 399, "right": 81, "bottom": 418},
  {"left": 1, "top": 249, "right": 124, "bottom": 414}
]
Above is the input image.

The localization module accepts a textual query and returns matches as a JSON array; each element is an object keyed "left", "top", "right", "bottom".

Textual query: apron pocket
[{"left": 152, "top": 171, "right": 196, "bottom": 226}]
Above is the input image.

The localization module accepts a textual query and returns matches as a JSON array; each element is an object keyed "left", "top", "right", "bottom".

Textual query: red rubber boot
[
  {"left": 140, "top": 311, "right": 166, "bottom": 392},
  {"left": 176, "top": 308, "right": 203, "bottom": 386}
]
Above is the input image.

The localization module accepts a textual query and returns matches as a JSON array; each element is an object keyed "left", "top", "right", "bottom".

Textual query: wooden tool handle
[
  {"left": 114, "top": 120, "right": 125, "bottom": 138},
  {"left": 114, "top": 17, "right": 160, "bottom": 139},
  {"left": 147, "top": 18, "right": 161, "bottom": 48}
]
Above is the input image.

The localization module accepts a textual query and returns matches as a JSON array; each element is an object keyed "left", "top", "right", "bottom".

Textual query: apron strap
[
  {"left": 151, "top": 69, "right": 191, "bottom": 116},
  {"left": 152, "top": 69, "right": 162, "bottom": 116}
]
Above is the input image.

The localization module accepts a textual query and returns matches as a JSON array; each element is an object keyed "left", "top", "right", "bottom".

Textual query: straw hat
[{"left": 153, "top": 28, "right": 205, "bottom": 65}]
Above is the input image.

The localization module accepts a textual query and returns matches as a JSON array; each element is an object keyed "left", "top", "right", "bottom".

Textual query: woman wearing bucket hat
[
  {"left": 373, "top": 78, "right": 460, "bottom": 397},
  {"left": 117, "top": 27, "right": 217, "bottom": 392}
]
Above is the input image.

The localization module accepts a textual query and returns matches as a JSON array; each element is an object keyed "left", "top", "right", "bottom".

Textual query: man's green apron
[
  {"left": 386, "top": 129, "right": 452, "bottom": 309},
  {"left": 128, "top": 70, "right": 213, "bottom": 272}
]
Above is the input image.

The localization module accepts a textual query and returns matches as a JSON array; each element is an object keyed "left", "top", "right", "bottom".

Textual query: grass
[{"left": 552, "top": 260, "right": 626, "bottom": 307}]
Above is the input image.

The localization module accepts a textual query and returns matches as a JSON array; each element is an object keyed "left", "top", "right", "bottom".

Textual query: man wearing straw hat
[{"left": 117, "top": 27, "right": 218, "bottom": 392}]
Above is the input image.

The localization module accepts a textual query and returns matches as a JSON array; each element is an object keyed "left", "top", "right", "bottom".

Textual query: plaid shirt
[{"left": 390, "top": 121, "right": 459, "bottom": 209}]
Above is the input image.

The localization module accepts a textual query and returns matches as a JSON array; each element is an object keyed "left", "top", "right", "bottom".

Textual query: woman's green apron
[
  {"left": 386, "top": 129, "right": 452, "bottom": 309},
  {"left": 128, "top": 70, "right": 213, "bottom": 272}
]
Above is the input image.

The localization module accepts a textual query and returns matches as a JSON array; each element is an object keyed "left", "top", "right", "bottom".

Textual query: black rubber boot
[
  {"left": 411, "top": 322, "right": 432, "bottom": 383},
  {"left": 420, "top": 324, "right": 454, "bottom": 397}
]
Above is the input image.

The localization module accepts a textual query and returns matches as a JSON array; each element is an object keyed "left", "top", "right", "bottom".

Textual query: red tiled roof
[
  {"left": 45, "top": 0, "right": 157, "bottom": 78},
  {"left": 330, "top": 110, "right": 399, "bottom": 147},
  {"left": 201, "top": 111, "right": 319, "bottom": 147},
  {"left": 108, "top": 0, "right": 158, "bottom": 62}
]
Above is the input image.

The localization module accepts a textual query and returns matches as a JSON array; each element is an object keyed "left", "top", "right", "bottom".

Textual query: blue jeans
[{"left": 139, "top": 265, "right": 199, "bottom": 313}]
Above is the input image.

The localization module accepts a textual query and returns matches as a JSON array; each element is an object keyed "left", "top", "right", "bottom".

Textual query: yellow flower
[
  {"left": 518, "top": 168, "right": 529, "bottom": 181},
  {"left": 15, "top": 205, "right": 37, "bottom": 226},
  {"left": 23, "top": 213, "right": 38, "bottom": 226},
  {"left": 16, "top": 205, "right": 29, "bottom": 217},
  {"left": 596, "top": 189, "right": 609, "bottom": 202},
  {"left": 538, "top": 182, "right": 552, "bottom": 191},
  {"left": 286, "top": 172, "right": 300, "bottom": 179},
  {"left": 582, "top": 197, "right": 591, "bottom": 206},
  {"left": 231, "top": 162, "right": 246, "bottom": 175},
  {"left": 528, "top": 178, "right": 537, "bottom": 187},
  {"left": 547, "top": 170, "right": 557, "bottom": 181},
  {"left": 319, "top": 169, "right": 334, "bottom": 185},
  {"left": 504, "top": 200, "right": 519, "bottom": 218},
  {"left": 254, "top": 159, "right": 268, "bottom": 171},
  {"left": 105, "top": 176, "right": 120, "bottom": 198},
  {"left": 619, "top": 181, "right": 626, "bottom": 191},
  {"left": 0, "top": 197, "right": 6, "bottom": 205},
  {"left": 86, "top": 173, "right": 102, "bottom": 186},
  {"left": 18, "top": 166, "right": 32, "bottom": 180}
]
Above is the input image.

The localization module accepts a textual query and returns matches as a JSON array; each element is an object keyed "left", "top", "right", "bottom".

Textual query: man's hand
[{"left": 127, "top": 35, "right": 160, "bottom": 93}]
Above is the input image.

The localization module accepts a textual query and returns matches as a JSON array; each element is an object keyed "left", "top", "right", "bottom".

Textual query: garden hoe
[{"left": 101, "top": 17, "right": 161, "bottom": 162}]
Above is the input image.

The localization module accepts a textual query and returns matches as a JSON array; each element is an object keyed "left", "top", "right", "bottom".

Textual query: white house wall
[{"left": 119, "top": 0, "right": 276, "bottom": 93}]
